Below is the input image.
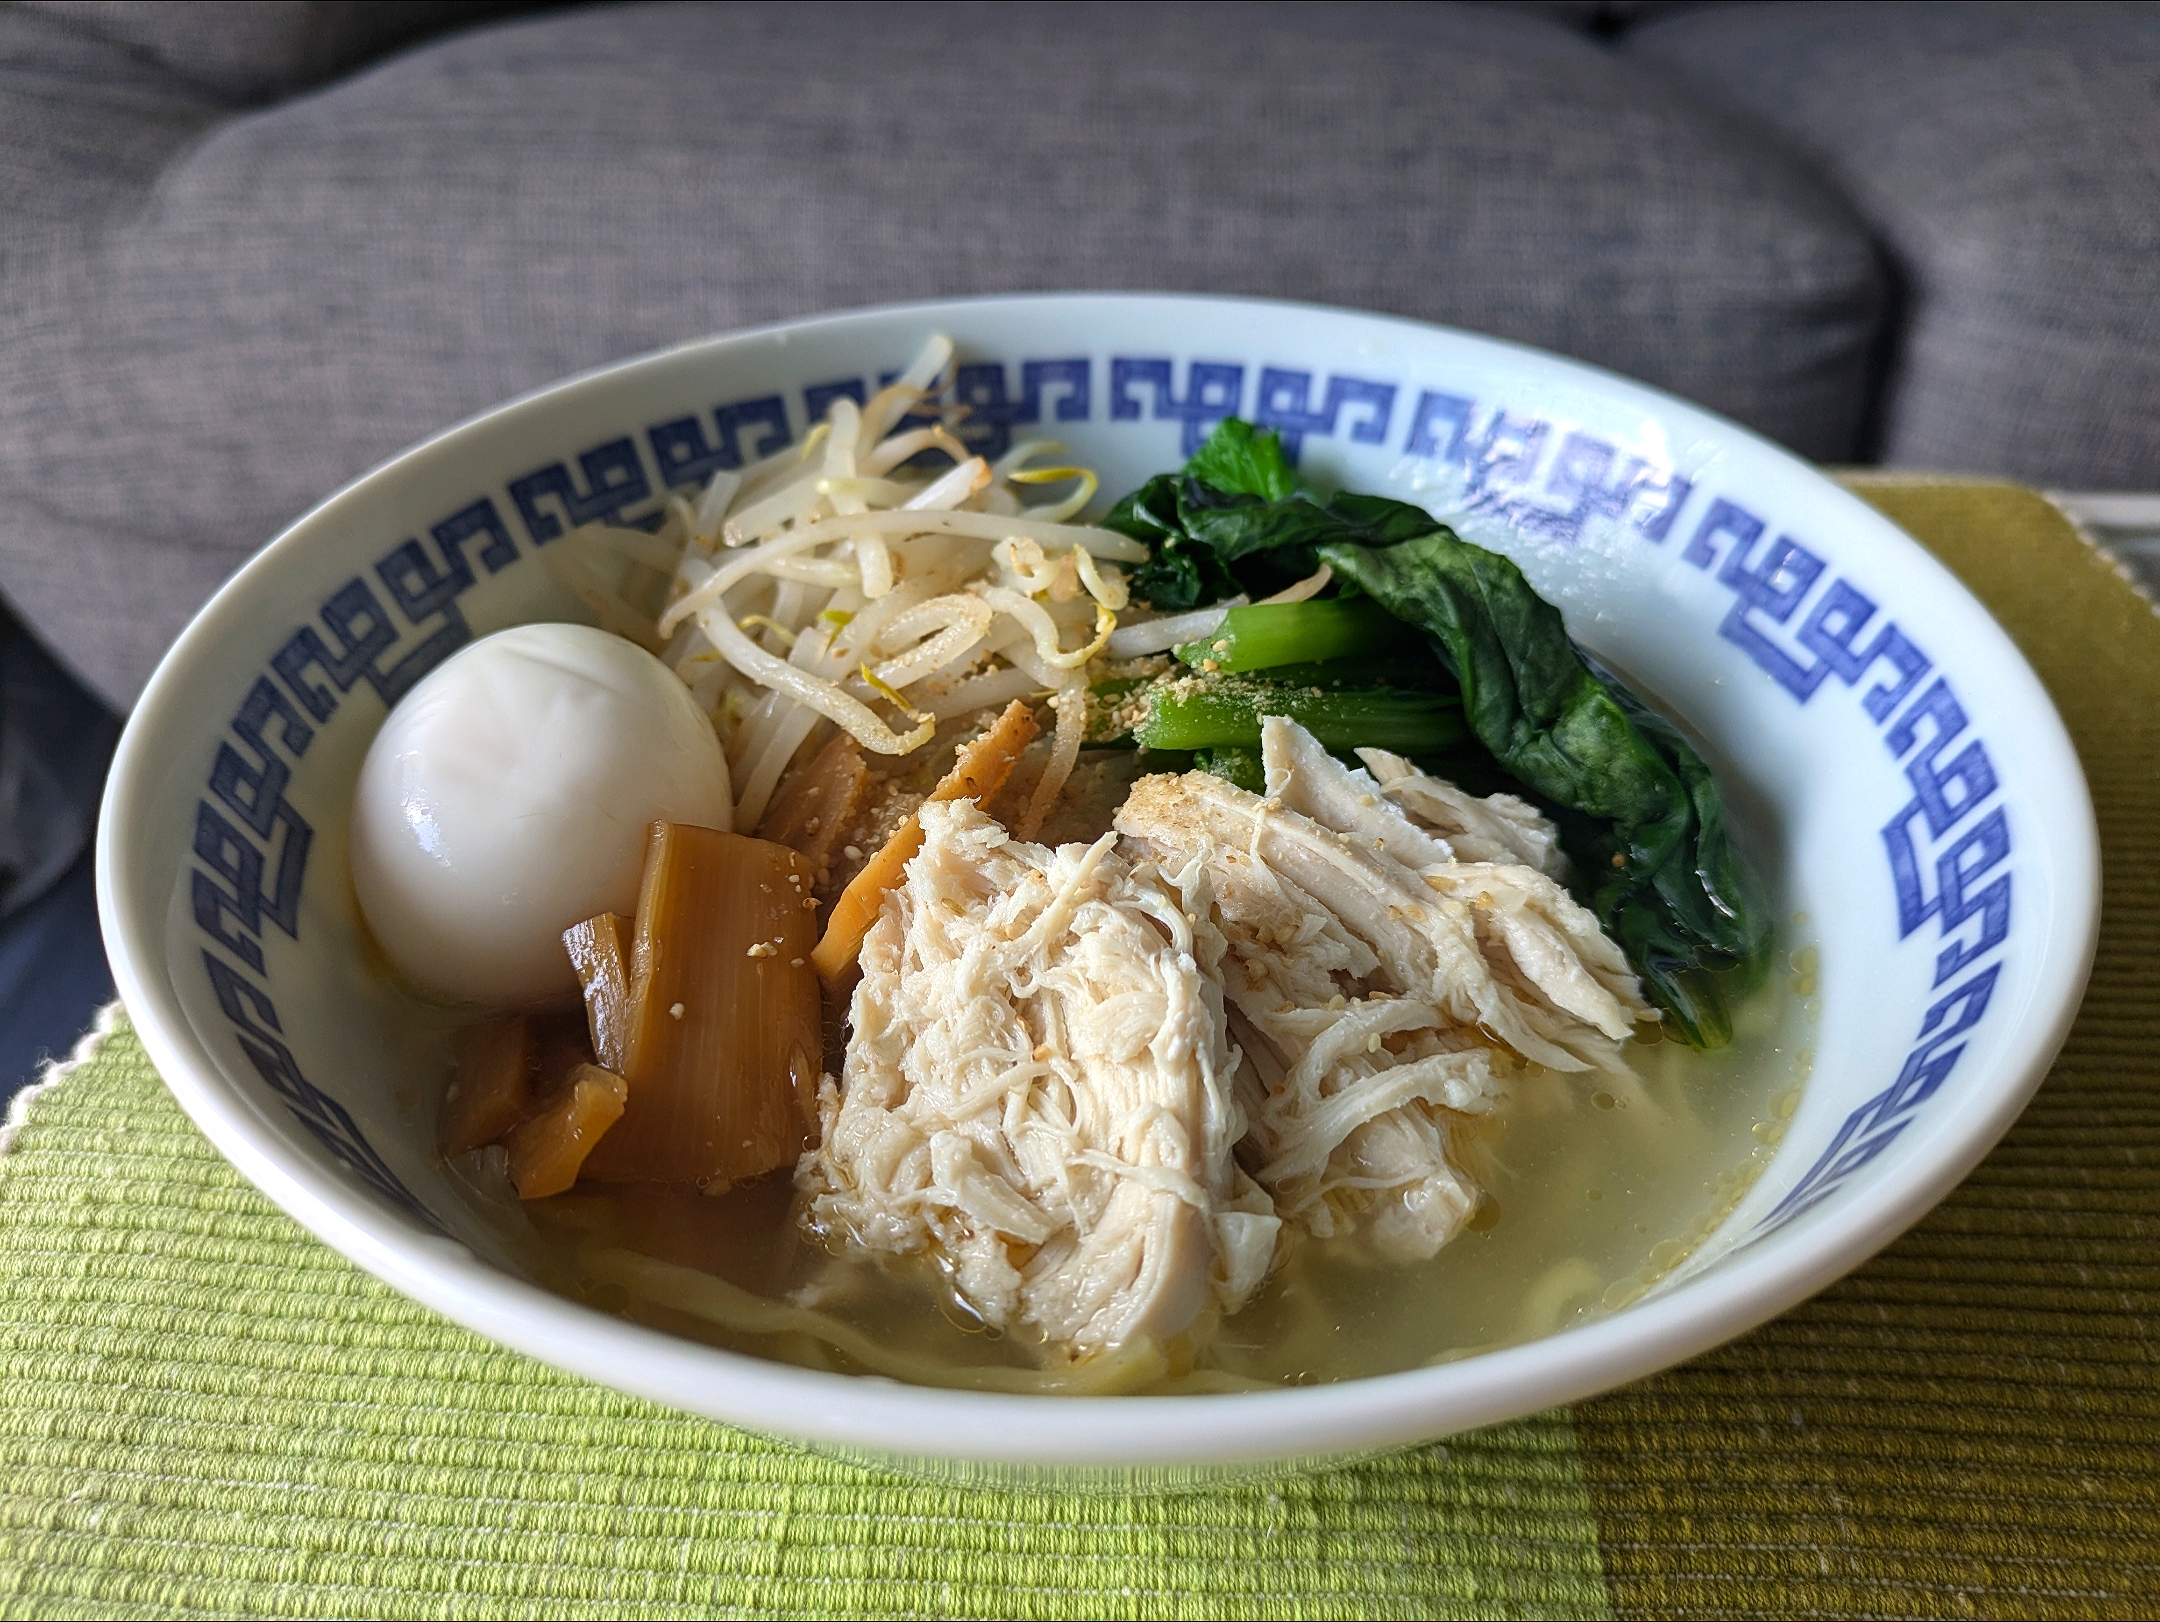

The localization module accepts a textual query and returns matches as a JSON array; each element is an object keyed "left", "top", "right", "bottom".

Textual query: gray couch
[
  {"left": 6, "top": 0, "right": 2157, "bottom": 715},
  {"left": 0, "top": 0, "right": 2154, "bottom": 1079}
]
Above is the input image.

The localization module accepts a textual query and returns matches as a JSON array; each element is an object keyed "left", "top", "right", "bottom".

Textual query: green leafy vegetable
[
  {"left": 1106, "top": 424, "right": 1443, "bottom": 608},
  {"left": 1174, "top": 597, "right": 1408, "bottom": 673},
  {"left": 1192, "top": 745, "right": 1265, "bottom": 793},
  {"left": 1104, "top": 474, "right": 1236, "bottom": 611},
  {"left": 1103, "top": 418, "right": 1771, "bottom": 1047},
  {"left": 1182, "top": 418, "right": 1301, "bottom": 501},
  {"left": 1320, "top": 531, "right": 1770, "bottom": 1046}
]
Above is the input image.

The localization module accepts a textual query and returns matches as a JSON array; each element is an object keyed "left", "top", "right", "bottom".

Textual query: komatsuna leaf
[
  {"left": 1106, "top": 473, "right": 1238, "bottom": 611},
  {"left": 1326, "top": 491, "right": 1452, "bottom": 548},
  {"left": 1182, "top": 419, "right": 1300, "bottom": 500},
  {"left": 1107, "top": 422, "right": 1448, "bottom": 606},
  {"left": 1174, "top": 479, "right": 1357, "bottom": 592},
  {"left": 1108, "top": 475, "right": 1362, "bottom": 607},
  {"left": 1320, "top": 529, "right": 1770, "bottom": 1047}
]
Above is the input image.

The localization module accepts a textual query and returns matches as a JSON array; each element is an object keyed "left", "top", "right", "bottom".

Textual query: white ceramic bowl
[{"left": 98, "top": 294, "right": 2097, "bottom": 1477}]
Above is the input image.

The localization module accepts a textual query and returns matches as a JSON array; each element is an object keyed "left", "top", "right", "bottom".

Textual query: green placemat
[
  {"left": 1573, "top": 480, "right": 2160, "bottom": 1620},
  {"left": 2, "top": 481, "right": 2154, "bottom": 1619}
]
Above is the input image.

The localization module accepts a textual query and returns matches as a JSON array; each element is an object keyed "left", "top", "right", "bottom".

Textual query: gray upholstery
[
  {"left": 0, "top": 0, "right": 1885, "bottom": 710},
  {"left": 19, "top": 1, "right": 514, "bottom": 104},
  {"left": 0, "top": 7, "right": 223, "bottom": 253},
  {"left": 1627, "top": 0, "right": 2160, "bottom": 486}
]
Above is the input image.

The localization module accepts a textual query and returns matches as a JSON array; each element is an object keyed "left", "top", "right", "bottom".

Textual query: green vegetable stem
[
  {"left": 1175, "top": 597, "right": 1406, "bottom": 673},
  {"left": 1192, "top": 745, "right": 1266, "bottom": 794},
  {"left": 1102, "top": 416, "right": 1773, "bottom": 1049},
  {"left": 1135, "top": 678, "right": 1466, "bottom": 757}
]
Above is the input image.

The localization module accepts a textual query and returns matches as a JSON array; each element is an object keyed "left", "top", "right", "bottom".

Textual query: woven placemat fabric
[
  {"left": 0, "top": 479, "right": 2152, "bottom": 1618},
  {"left": 0, "top": 1025, "right": 1612, "bottom": 1618},
  {"left": 1572, "top": 480, "right": 2160, "bottom": 1620}
]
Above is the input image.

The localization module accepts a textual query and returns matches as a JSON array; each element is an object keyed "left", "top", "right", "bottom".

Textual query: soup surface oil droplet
[
  {"left": 1591, "top": 1090, "right": 1617, "bottom": 1111},
  {"left": 1602, "top": 1279, "right": 1645, "bottom": 1311}
]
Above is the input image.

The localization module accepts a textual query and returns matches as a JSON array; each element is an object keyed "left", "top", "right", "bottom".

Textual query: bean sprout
[
  {"left": 865, "top": 424, "right": 971, "bottom": 476},
  {"left": 1102, "top": 598, "right": 1247, "bottom": 659},
  {"left": 869, "top": 595, "right": 995, "bottom": 688},
  {"left": 1258, "top": 562, "right": 1333, "bottom": 604},
  {"left": 855, "top": 535, "right": 895, "bottom": 599},
  {"left": 974, "top": 586, "right": 1114, "bottom": 670},
  {"left": 903, "top": 456, "right": 992, "bottom": 510},
  {"left": 618, "top": 333, "right": 1164, "bottom": 844},
  {"left": 660, "top": 508, "right": 1139, "bottom": 639},
  {"left": 693, "top": 471, "right": 740, "bottom": 541},
  {"left": 1007, "top": 465, "right": 1099, "bottom": 524}
]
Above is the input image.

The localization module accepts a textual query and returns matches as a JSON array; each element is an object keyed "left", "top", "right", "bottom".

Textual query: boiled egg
[{"left": 350, "top": 622, "right": 732, "bottom": 1006}]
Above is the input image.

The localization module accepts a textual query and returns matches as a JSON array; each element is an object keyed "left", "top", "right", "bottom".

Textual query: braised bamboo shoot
[
  {"left": 570, "top": 822, "right": 822, "bottom": 1188},
  {"left": 563, "top": 912, "right": 633, "bottom": 1071},
  {"left": 756, "top": 732, "right": 872, "bottom": 886},
  {"left": 811, "top": 699, "right": 1039, "bottom": 984},
  {"left": 506, "top": 1063, "right": 629, "bottom": 1198},
  {"left": 439, "top": 1013, "right": 532, "bottom": 1156}
]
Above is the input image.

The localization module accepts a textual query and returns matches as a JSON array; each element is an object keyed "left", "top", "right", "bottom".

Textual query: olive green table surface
[{"left": 1, "top": 480, "right": 2152, "bottom": 1619}]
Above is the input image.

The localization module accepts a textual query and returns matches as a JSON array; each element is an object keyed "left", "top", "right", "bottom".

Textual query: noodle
[{"left": 1018, "top": 676, "right": 1087, "bottom": 839}]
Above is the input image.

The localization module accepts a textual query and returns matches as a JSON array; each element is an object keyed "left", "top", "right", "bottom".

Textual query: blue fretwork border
[{"left": 188, "top": 350, "right": 2010, "bottom": 1243}]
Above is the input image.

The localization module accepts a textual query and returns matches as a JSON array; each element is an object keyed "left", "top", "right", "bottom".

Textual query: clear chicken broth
[{"left": 468, "top": 948, "right": 1809, "bottom": 1393}]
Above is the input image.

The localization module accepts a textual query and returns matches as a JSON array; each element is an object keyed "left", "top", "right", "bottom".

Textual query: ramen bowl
[{"left": 98, "top": 294, "right": 2098, "bottom": 1478}]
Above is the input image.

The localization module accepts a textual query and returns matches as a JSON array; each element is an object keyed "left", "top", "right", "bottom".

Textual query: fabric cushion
[
  {"left": 0, "top": 0, "right": 1884, "bottom": 709},
  {"left": 19, "top": 1, "right": 521, "bottom": 106},
  {"left": 1627, "top": 0, "right": 2160, "bottom": 488},
  {"left": 0, "top": 7, "right": 225, "bottom": 254}
]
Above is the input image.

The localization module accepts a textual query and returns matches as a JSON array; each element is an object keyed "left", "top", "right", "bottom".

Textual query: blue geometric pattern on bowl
[{"left": 184, "top": 352, "right": 2010, "bottom": 1243}]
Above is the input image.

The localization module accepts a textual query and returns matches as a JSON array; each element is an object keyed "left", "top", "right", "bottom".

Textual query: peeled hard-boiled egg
[{"left": 350, "top": 622, "right": 732, "bottom": 1006}]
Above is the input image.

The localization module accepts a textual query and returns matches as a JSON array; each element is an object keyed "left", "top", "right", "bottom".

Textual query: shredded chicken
[
  {"left": 1355, "top": 746, "right": 1571, "bottom": 878},
  {"left": 798, "top": 798, "right": 1280, "bottom": 1359},
  {"left": 1114, "top": 717, "right": 1649, "bottom": 1261}
]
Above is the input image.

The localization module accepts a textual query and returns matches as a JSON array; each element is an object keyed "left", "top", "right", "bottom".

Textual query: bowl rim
[{"left": 97, "top": 291, "right": 2101, "bottom": 1465}]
